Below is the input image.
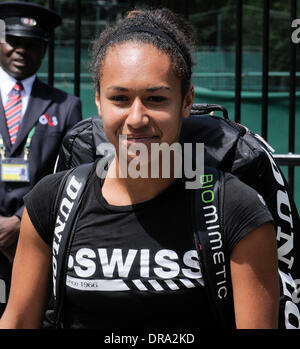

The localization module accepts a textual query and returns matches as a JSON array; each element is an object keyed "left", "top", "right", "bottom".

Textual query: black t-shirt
[{"left": 24, "top": 166, "right": 273, "bottom": 329}]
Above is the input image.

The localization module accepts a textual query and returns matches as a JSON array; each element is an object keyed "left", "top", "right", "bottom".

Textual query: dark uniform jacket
[{"left": 0, "top": 77, "right": 82, "bottom": 218}]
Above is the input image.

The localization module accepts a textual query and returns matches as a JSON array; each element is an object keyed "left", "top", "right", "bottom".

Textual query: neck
[{"left": 101, "top": 158, "right": 177, "bottom": 206}]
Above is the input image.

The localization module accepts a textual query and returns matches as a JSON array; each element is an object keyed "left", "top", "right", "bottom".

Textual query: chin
[{"left": 9, "top": 67, "right": 31, "bottom": 80}]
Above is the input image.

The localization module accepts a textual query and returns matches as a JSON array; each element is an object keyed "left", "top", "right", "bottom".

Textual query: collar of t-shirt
[{"left": 0, "top": 66, "right": 36, "bottom": 122}]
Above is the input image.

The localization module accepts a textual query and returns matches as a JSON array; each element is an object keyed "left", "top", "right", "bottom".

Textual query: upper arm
[
  {"left": 0, "top": 208, "right": 52, "bottom": 329},
  {"left": 230, "top": 222, "right": 279, "bottom": 329}
]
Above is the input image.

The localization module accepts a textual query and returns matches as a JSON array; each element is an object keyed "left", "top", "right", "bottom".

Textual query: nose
[
  {"left": 14, "top": 45, "right": 26, "bottom": 54},
  {"left": 126, "top": 97, "right": 149, "bottom": 129},
  {"left": 9, "top": 41, "right": 27, "bottom": 57}
]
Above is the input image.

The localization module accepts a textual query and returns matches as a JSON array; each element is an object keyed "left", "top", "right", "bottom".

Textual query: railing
[
  {"left": 233, "top": 0, "right": 299, "bottom": 196},
  {"left": 46, "top": 0, "right": 81, "bottom": 92}
]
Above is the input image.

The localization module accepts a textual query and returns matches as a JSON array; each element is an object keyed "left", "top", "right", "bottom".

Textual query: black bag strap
[
  {"left": 193, "top": 167, "right": 234, "bottom": 328},
  {"left": 52, "top": 162, "right": 94, "bottom": 328}
]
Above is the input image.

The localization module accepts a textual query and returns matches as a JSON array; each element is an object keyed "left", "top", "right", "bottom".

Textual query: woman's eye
[
  {"left": 147, "top": 96, "right": 167, "bottom": 103},
  {"left": 110, "top": 95, "right": 129, "bottom": 102}
]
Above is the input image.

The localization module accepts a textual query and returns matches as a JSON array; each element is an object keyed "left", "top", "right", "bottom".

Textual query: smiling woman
[
  {"left": 0, "top": 8, "right": 279, "bottom": 330},
  {"left": 96, "top": 42, "right": 194, "bottom": 199}
]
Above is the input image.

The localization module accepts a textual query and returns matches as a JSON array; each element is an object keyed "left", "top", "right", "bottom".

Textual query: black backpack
[{"left": 51, "top": 104, "right": 300, "bottom": 329}]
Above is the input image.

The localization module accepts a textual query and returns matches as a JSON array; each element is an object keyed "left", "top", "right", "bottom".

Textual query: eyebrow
[{"left": 107, "top": 85, "right": 171, "bottom": 92}]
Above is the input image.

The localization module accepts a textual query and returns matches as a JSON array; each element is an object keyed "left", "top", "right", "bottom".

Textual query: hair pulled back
[{"left": 90, "top": 8, "right": 195, "bottom": 97}]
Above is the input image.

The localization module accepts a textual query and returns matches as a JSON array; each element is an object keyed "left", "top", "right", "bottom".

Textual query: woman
[{"left": 0, "top": 8, "right": 279, "bottom": 329}]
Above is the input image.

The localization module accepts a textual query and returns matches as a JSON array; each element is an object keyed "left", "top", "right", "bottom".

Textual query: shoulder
[
  {"left": 222, "top": 171, "right": 271, "bottom": 216},
  {"left": 223, "top": 172, "right": 259, "bottom": 195},
  {"left": 35, "top": 169, "right": 69, "bottom": 188},
  {"left": 221, "top": 172, "right": 274, "bottom": 253},
  {"left": 23, "top": 170, "right": 69, "bottom": 245},
  {"left": 24, "top": 170, "right": 69, "bottom": 209}
]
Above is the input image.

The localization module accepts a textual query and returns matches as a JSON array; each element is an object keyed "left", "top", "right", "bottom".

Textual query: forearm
[
  {"left": 0, "top": 209, "right": 52, "bottom": 329},
  {"left": 0, "top": 216, "right": 21, "bottom": 262}
]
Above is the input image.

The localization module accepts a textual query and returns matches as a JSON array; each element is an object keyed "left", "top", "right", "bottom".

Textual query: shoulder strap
[
  {"left": 52, "top": 162, "right": 94, "bottom": 328},
  {"left": 193, "top": 167, "right": 234, "bottom": 328}
]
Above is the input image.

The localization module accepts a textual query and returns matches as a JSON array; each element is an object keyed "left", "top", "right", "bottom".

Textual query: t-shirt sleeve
[
  {"left": 23, "top": 171, "right": 68, "bottom": 245},
  {"left": 222, "top": 173, "right": 275, "bottom": 255}
]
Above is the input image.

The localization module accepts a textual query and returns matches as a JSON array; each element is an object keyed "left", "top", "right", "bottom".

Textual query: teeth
[
  {"left": 127, "top": 136, "right": 156, "bottom": 139},
  {"left": 128, "top": 137, "right": 151, "bottom": 139}
]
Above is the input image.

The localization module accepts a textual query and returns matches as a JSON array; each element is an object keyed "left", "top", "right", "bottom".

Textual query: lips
[
  {"left": 12, "top": 59, "right": 26, "bottom": 67},
  {"left": 124, "top": 135, "right": 159, "bottom": 143}
]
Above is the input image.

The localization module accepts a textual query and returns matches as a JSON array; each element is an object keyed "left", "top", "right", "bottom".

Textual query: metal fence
[
  {"left": 201, "top": 0, "right": 299, "bottom": 199},
  {"left": 233, "top": 0, "right": 300, "bottom": 196},
  {"left": 32, "top": 0, "right": 300, "bottom": 199}
]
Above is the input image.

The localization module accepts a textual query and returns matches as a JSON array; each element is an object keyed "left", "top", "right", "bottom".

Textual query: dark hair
[{"left": 89, "top": 8, "right": 195, "bottom": 97}]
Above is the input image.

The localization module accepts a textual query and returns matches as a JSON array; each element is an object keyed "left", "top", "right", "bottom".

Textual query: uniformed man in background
[{"left": 0, "top": 1, "right": 82, "bottom": 315}]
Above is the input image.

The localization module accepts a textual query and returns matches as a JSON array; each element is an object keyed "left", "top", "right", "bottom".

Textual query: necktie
[{"left": 4, "top": 81, "right": 23, "bottom": 144}]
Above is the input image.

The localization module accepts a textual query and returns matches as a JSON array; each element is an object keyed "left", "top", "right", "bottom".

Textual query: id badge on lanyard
[
  {"left": 0, "top": 126, "right": 35, "bottom": 183},
  {"left": 1, "top": 158, "right": 29, "bottom": 182}
]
